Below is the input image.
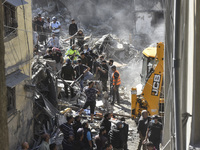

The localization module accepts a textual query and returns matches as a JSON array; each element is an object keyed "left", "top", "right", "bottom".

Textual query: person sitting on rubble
[
  {"left": 49, "top": 143, "right": 57, "bottom": 150},
  {"left": 43, "top": 49, "right": 53, "bottom": 60},
  {"left": 52, "top": 47, "right": 63, "bottom": 72},
  {"left": 100, "top": 113, "right": 111, "bottom": 138},
  {"left": 47, "top": 33, "right": 59, "bottom": 48},
  {"left": 73, "top": 128, "right": 85, "bottom": 150},
  {"left": 38, "top": 134, "right": 50, "bottom": 150},
  {"left": 74, "top": 59, "right": 93, "bottom": 90},
  {"left": 21, "top": 142, "right": 29, "bottom": 150},
  {"left": 50, "top": 16, "right": 61, "bottom": 38},
  {"left": 95, "top": 126, "right": 108, "bottom": 150},
  {"left": 69, "top": 19, "right": 78, "bottom": 46},
  {"left": 82, "top": 121, "right": 93, "bottom": 150},
  {"left": 59, "top": 115, "right": 74, "bottom": 150},
  {"left": 61, "top": 59, "right": 75, "bottom": 99},
  {"left": 108, "top": 121, "right": 124, "bottom": 150},
  {"left": 79, "top": 81, "right": 100, "bottom": 122},
  {"left": 64, "top": 44, "right": 80, "bottom": 64},
  {"left": 73, "top": 115, "right": 82, "bottom": 139},
  {"left": 120, "top": 117, "right": 129, "bottom": 150},
  {"left": 80, "top": 52, "right": 88, "bottom": 66},
  {"left": 65, "top": 29, "right": 85, "bottom": 51},
  {"left": 97, "top": 60, "right": 109, "bottom": 91}
]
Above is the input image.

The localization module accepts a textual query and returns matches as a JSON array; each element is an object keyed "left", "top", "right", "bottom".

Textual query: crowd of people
[
  {"left": 137, "top": 110, "right": 163, "bottom": 150},
  {"left": 29, "top": 14, "right": 163, "bottom": 150}
]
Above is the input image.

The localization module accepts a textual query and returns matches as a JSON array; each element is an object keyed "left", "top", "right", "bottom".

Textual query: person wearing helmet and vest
[
  {"left": 64, "top": 44, "right": 80, "bottom": 64},
  {"left": 111, "top": 65, "right": 121, "bottom": 105}
]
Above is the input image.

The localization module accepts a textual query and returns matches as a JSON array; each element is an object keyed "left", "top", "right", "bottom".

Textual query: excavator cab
[
  {"left": 131, "top": 43, "right": 164, "bottom": 119},
  {"left": 141, "top": 47, "right": 157, "bottom": 85}
]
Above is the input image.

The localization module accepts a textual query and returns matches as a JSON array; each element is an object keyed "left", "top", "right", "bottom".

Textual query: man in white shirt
[
  {"left": 50, "top": 16, "right": 61, "bottom": 38},
  {"left": 47, "top": 33, "right": 59, "bottom": 48}
]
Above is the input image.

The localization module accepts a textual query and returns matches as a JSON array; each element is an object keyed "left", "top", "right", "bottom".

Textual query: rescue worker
[
  {"left": 50, "top": 16, "right": 61, "bottom": 38},
  {"left": 69, "top": 19, "right": 78, "bottom": 46},
  {"left": 144, "top": 115, "right": 163, "bottom": 150},
  {"left": 137, "top": 110, "right": 151, "bottom": 150},
  {"left": 64, "top": 44, "right": 80, "bottom": 63},
  {"left": 111, "top": 65, "right": 121, "bottom": 105}
]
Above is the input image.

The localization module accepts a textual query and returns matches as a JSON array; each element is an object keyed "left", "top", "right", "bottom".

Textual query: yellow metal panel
[
  {"left": 142, "top": 47, "right": 157, "bottom": 58},
  {"left": 141, "top": 42, "right": 164, "bottom": 116}
]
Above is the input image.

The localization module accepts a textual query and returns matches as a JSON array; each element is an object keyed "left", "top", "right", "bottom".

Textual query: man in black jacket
[
  {"left": 69, "top": 19, "right": 78, "bottom": 46},
  {"left": 108, "top": 121, "right": 124, "bottom": 150},
  {"left": 100, "top": 113, "right": 111, "bottom": 138},
  {"left": 61, "top": 59, "right": 75, "bottom": 98},
  {"left": 120, "top": 117, "right": 129, "bottom": 150}
]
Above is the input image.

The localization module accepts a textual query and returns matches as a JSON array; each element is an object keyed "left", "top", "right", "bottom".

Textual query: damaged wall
[{"left": 3, "top": 0, "right": 34, "bottom": 149}]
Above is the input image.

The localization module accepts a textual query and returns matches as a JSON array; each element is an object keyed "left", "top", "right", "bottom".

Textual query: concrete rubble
[{"left": 29, "top": 31, "right": 142, "bottom": 149}]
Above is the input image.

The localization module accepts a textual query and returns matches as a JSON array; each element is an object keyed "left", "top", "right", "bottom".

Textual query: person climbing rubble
[
  {"left": 50, "top": 16, "right": 61, "bottom": 38},
  {"left": 38, "top": 134, "right": 50, "bottom": 150},
  {"left": 79, "top": 81, "right": 100, "bottom": 122},
  {"left": 95, "top": 126, "right": 108, "bottom": 150},
  {"left": 59, "top": 115, "right": 74, "bottom": 150},
  {"left": 65, "top": 29, "right": 85, "bottom": 51},
  {"left": 74, "top": 59, "right": 93, "bottom": 90},
  {"left": 137, "top": 110, "right": 151, "bottom": 150},
  {"left": 64, "top": 44, "right": 80, "bottom": 63},
  {"left": 61, "top": 59, "right": 75, "bottom": 99},
  {"left": 111, "top": 65, "right": 121, "bottom": 105},
  {"left": 69, "top": 19, "right": 78, "bottom": 46}
]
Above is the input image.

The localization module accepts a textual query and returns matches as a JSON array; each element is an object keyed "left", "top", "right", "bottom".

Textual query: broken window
[
  {"left": 7, "top": 87, "right": 16, "bottom": 115},
  {"left": 3, "top": 2, "right": 18, "bottom": 37}
]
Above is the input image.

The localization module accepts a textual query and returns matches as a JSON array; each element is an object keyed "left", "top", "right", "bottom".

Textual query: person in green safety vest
[{"left": 64, "top": 44, "right": 80, "bottom": 64}]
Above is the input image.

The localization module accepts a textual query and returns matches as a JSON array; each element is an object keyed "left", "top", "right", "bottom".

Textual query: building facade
[{"left": 3, "top": 0, "right": 34, "bottom": 149}]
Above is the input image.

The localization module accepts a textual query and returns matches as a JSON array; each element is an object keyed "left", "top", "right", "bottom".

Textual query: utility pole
[{"left": 0, "top": 0, "right": 9, "bottom": 149}]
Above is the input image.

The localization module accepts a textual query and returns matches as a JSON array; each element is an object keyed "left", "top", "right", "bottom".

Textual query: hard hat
[{"left": 52, "top": 16, "right": 57, "bottom": 21}]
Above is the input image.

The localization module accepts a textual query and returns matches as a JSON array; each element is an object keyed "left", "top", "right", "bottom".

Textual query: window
[
  {"left": 3, "top": 2, "right": 18, "bottom": 37},
  {"left": 7, "top": 87, "right": 16, "bottom": 115}
]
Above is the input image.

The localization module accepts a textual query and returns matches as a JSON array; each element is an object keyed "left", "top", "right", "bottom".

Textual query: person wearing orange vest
[{"left": 111, "top": 65, "right": 121, "bottom": 105}]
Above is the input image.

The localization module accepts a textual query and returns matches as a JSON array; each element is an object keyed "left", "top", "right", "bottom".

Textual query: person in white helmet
[{"left": 50, "top": 16, "right": 61, "bottom": 38}]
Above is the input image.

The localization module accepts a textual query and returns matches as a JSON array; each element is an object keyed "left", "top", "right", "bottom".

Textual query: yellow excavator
[{"left": 131, "top": 42, "right": 164, "bottom": 119}]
